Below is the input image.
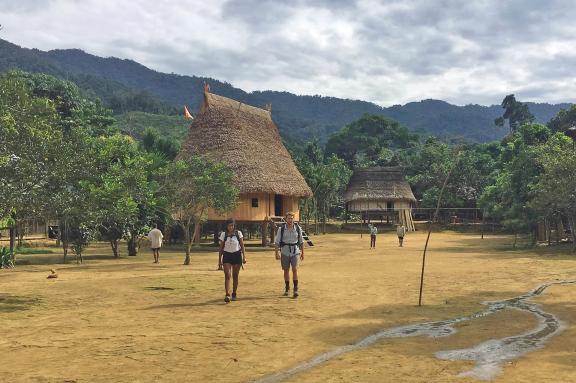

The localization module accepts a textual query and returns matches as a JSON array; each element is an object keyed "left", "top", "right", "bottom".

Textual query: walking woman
[{"left": 218, "top": 219, "right": 246, "bottom": 303}]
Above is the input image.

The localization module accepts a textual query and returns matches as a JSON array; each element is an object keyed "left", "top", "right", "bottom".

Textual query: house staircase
[{"left": 269, "top": 216, "right": 314, "bottom": 246}]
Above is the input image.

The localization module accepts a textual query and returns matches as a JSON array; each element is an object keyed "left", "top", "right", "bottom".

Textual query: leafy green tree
[
  {"left": 141, "top": 127, "right": 180, "bottom": 159},
  {"left": 3, "top": 71, "right": 116, "bottom": 136},
  {"left": 494, "top": 94, "right": 535, "bottom": 133},
  {"left": 326, "top": 114, "right": 418, "bottom": 167},
  {"left": 479, "top": 124, "right": 551, "bottom": 245},
  {"left": 531, "top": 133, "right": 576, "bottom": 250},
  {"left": 83, "top": 135, "right": 158, "bottom": 257},
  {"left": 295, "top": 141, "right": 352, "bottom": 233},
  {"left": 163, "top": 156, "right": 239, "bottom": 264},
  {"left": 0, "top": 72, "right": 64, "bottom": 254},
  {"left": 548, "top": 105, "right": 576, "bottom": 133}
]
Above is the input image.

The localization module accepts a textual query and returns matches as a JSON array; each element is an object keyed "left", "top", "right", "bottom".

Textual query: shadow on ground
[{"left": 0, "top": 294, "right": 40, "bottom": 313}]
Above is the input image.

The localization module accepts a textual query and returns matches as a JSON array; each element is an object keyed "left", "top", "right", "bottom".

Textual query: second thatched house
[
  {"left": 178, "top": 91, "right": 312, "bottom": 231},
  {"left": 344, "top": 166, "right": 416, "bottom": 231}
]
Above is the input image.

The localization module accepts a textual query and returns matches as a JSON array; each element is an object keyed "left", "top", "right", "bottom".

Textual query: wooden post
[{"left": 261, "top": 220, "right": 268, "bottom": 246}]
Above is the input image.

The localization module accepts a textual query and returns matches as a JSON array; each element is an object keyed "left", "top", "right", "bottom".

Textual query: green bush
[{"left": 0, "top": 247, "right": 15, "bottom": 268}]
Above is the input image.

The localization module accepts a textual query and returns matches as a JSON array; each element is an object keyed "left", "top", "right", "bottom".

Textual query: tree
[
  {"left": 141, "top": 127, "right": 180, "bottom": 159},
  {"left": 326, "top": 114, "right": 418, "bottom": 167},
  {"left": 479, "top": 124, "right": 551, "bottom": 245},
  {"left": 84, "top": 135, "right": 158, "bottom": 257},
  {"left": 494, "top": 94, "right": 535, "bottom": 133},
  {"left": 0, "top": 72, "right": 64, "bottom": 254},
  {"left": 532, "top": 133, "right": 576, "bottom": 250},
  {"left": 163, "top": 156, "right": 239, "bottom": 264},
  {"left": 548, "top": 105, "right": 576, "bottom": 133},
  {"left": 294, "top": 141, "right": 352, "bottom": 233}
]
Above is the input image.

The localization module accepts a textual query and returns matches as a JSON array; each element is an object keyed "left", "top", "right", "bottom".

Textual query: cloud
[{"left": 1, "top": 0, "right": 575, "bottom": 105}]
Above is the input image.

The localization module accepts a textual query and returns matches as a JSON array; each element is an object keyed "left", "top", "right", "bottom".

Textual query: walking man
[
  {"left": 397, "top": 224, "right": 406, "bottom": 247},
  {"left": 369, "top": 223, "right": 378, "bottom": 249},
  {"left": 275, "top": 212, "right": 304, "bottom": 298},
  {"left": 147, "top": 224, "right": 164, "bottom": 263}
]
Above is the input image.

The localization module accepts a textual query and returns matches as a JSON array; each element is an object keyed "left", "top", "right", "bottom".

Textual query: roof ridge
[{"left": 206, "top": 91, "right": 272, "bottom": 115}]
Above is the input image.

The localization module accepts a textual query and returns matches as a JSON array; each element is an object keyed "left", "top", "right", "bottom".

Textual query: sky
[{"left": 1, "top": 0, "right": 575, "bottom": 106}]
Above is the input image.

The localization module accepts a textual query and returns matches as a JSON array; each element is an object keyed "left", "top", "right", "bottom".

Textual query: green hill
[{"left": 1, "top": 38, "right": 571, "bottom": 143}]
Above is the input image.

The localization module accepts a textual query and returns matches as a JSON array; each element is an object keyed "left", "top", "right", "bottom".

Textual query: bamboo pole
[{"left": 418, "top": 154, "right": 460, "bottom": 307}]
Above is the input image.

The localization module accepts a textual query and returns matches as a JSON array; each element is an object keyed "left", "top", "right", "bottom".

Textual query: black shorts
[{"left": 222, "top": 251, "right": 242, "bottom": 265}]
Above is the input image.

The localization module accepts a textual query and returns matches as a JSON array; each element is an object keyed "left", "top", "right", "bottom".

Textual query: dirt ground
[{"left": 0, "top": 231, "right": 575, "bottom": 383}]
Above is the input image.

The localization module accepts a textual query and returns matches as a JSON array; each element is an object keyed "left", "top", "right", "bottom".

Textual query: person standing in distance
[
  {"left": 397, "top": 224, "right": 406, "bottom": 247},
  {"left": 275, "top": 212, "right": 304, "bottom": 298},
  {"left": 148, "top": 224, "right": 164, "bottom": 263},
  {"left": 368, "top": 223, "right": 378, "bottom": 249},
  {"left": 218, "top": 219, "right": 246, "bottom": 303}
]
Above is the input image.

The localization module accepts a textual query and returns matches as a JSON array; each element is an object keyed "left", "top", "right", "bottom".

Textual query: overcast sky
[{"left": 1, "top": 0, "right": 575, "bottom": 106}]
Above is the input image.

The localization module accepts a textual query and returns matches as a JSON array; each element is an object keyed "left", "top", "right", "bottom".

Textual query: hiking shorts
[
  {"left": 223, "top": 251, "right": 243, "bottom": 265},
  {"left": 281, "top": 254, "right": 299, "bottom": 270}
]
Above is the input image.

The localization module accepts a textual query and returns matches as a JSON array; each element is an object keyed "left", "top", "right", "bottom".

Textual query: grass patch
[{"left": 15, "top": 247, "right": 56, "bottom": 255}]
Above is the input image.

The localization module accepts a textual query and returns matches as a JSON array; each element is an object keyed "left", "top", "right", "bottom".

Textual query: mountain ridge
[{"left": 0, "top": 38, "right": 571, "bottom": 143}]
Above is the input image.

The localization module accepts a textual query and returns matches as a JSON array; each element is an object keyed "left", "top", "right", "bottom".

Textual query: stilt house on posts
[
  {"left": 177, "top": 90, "right": 313, "bottom": 244},
  {"left": 344, "top": 166, "right": 416, "bottom": 231}
]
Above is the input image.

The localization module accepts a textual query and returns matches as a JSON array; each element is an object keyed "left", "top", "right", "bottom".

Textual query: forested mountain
[{"left": 0, "top": 38, "right": 571, "bottom": 143}]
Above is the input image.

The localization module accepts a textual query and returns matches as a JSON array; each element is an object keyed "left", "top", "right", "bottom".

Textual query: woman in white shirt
[{"left": 218, "top": 219, "right": 246, "bottom": 303}]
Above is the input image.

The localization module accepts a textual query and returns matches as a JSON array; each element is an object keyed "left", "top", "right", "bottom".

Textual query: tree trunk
[
  {"left": 110, "top": 239, "right": 120, "bottom": 257},
  {"left": 569, "top": 216, "right": 576, "bottom": 253},
  {"left": 9, "top": 226, "right": 15, "bottom": 255},
  {"left": 193, "top": 219, "right": 201, "bottom": 246},
  {"left": 16, "top": 220, "right": 24, "bottom": 247},
  {"left": 127, "top": 231, "right": 139, "bottom": 256},
  {"left": 183, "top": 221, "right": 192, "bottom": 265},
  {"left": 61, "top": 220, "right": 68, "bottom": 263}
]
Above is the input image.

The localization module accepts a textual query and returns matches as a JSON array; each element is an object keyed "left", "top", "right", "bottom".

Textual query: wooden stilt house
[
  {"left": 177, "top": 91, "right": 313, "bottom": 243},
  {"left": 344, "top": 166, "right": 416, "bottom": 231}
]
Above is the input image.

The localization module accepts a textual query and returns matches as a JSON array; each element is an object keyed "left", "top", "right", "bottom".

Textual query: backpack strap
[
  {"left": 295, "top": 223, "right": 302, "bottom": 245},
  {"left": 280, "top": 224, "right": 286, "bottom": 246}
]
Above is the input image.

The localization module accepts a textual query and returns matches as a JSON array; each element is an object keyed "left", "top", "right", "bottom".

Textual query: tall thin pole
[{"left": 418, "top": 154, "right": 460, "bottom": 306}]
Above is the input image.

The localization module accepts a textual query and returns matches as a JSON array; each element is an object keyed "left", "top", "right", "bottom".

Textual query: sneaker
[
  {"left": 293, "top": 290, "right": 299, "bottom": 298},
  {"left": 283, "top": 289, "right": 289, "bottom": 296},
  {"left": 224, "top": 295, "right": 231, "bottom": 303},
  {"left": 231, "top": 293, "right": 237, "bottom": 301}
]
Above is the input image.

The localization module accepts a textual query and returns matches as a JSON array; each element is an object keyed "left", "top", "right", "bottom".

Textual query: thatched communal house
[
  {"left": 178, "top": 91, "right": 312, "bottom": 242},
  {"left": 344, "top": 167, "right": 416, "bottom": 231}
]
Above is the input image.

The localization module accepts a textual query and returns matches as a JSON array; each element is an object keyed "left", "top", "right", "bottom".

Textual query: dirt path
[{"left": 0, "top": 232, "right": 575, "bottom": 382}]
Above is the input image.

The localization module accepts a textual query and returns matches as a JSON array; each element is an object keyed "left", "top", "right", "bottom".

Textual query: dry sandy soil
[{"left": 0, "top": 231, "right": 575, "bottom": 383}]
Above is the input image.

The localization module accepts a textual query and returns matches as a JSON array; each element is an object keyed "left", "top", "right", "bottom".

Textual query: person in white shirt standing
[
  {"left": 218, "top": 219, "right": 246, "bottom": 303},
  {"left": 274, "top": 212, "right": 304, "bottom": 298},
  {"left": 147, "top": 224, "right": 164, "bottom": 263}
]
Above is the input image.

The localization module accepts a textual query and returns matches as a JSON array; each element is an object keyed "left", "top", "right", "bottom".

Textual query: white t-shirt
[
  {"left": 148, "top": 228, "right": 163, "bottom": 249},
  {"left": 219, "top": 231, "right": 244, "bottom": 253}
]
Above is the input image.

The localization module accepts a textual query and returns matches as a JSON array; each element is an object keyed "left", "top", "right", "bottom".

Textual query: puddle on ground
[{"left": 251, "top": 280, "right": 575, "bottom": 383}]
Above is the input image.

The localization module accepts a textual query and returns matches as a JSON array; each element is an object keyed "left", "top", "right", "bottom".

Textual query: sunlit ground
[{"left": 1, "top": 231, "right": 575, "bottom": 383}]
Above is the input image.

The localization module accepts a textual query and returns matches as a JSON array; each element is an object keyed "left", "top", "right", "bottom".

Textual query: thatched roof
[
  {"left": 178, "top": 92, "right": 312, "bottom": 197},
  {"left": 343, "top": 167, "right": 416, "bottom": 202}
]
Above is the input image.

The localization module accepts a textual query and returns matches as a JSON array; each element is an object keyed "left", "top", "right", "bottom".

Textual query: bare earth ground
[{"left": 0, "top": 231, "right": 575, "bottom": 383}]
